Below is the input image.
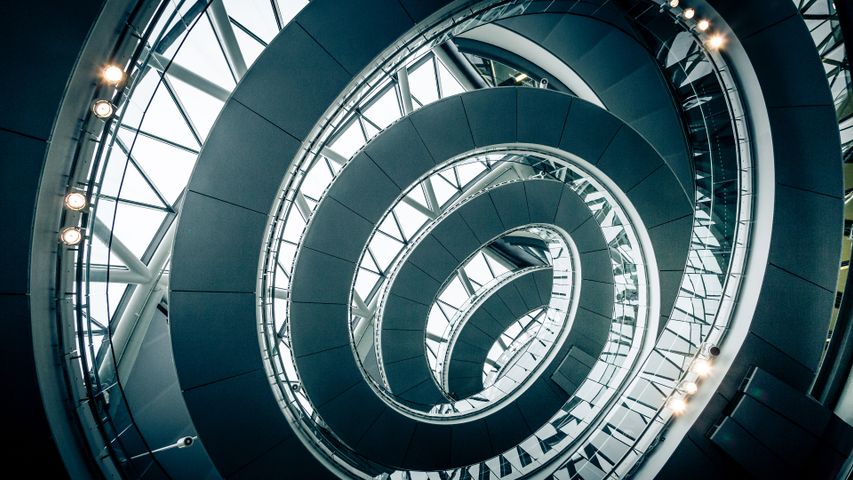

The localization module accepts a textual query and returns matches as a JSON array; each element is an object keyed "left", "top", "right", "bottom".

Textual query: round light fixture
[
  {"left": 64, "top": 191, "right": 87, "bottom": 211},
  {"left": 682, "top": 381, "right": 698, "bottom": 395},
  {"left": 706, "top": 33, "right": 726, "bottom": 50},
  {"left": 697, "top": 19, "right": 711, "bottom": 31},
  {"left": 691, "top": 358, "right": 713, "bottom": 377},
  {"left": 101, "top": 64, "right": 126, "bottom": 85},
  {"left": 683, "top": 7, "right": 696, "bottom": 19},
  {"left": 60, "top": 227, "right": 83, "bottom": 246},
  {"left": 667, "top": 396, "right": 688, "bottom": 415},
  {"left": 92, "top": 100, "right": 114, "bottom": 119},
  {"left": 669, "top": 0, "right": 680, "bottom": 7}
]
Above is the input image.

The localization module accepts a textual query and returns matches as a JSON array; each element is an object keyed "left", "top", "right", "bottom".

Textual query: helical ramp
[{"left": 161, "top": 0, "right": 841, "bottom": 478}]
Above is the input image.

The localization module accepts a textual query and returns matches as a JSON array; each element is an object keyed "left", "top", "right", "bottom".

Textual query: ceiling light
[
  {"left": 176, "top": 436, "right": 195, "bottom": 448},
  {"left": 60, "top": 227, "right": 83, "bottom": 246},
  {"left": 101, "top": 64, "right": 126, "bottom": 85},
  {"left": 706, "top": 33, "right": 726, "bottom": 50},
  {"left": 697, "top": 19, "right": 711, "bottom": 31},
  {"left": 64, "top": 191, "right": 87, "bottom": 211},
  {"left": 667, "top": 396, "right": 688, "bottom": 415},
  {"left": 514, "top": 73, "right": 529, "bottom": 83},
  {"left": 691, "top": 358, "right": 712, "bottom": 377},
  {"left": 682, "top": 381, "right": 698, "bottom": 395},
  {"left": 92, "top": 100, "right": 114, "bottom": 119},
  {"left": 683, "top": 7, "right": 696, "bottom": 19},
  {"left": 669, "top": 0, "right": 679, "bottom": 7}
]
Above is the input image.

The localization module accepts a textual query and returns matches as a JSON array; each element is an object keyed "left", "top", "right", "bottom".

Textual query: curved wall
[{"left": 1, "top": 1, "right": 112, "bottom": 476}]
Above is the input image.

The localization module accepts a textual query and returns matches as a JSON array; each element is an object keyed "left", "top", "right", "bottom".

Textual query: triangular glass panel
[
  {"left": 354, "top": 269, "right": 381, "bottom": 302},
  {"left": 329, "top": 119, "right": 366, "bottom": 159},
  {"left": 483, "top": 250, "right": 510, "bottom": 277},
  {"left": 431, "top": 175, "right": 458, "bottom": 206},
  {"left": 95, "top": 198, "right": 168, "bottom": 259},
  {"left": 166, "top": 73, "right": 226, "bottom": 141},
  {"left": 407, "top": 184, "right": 430, "bottom": 208},
  {"left": 436, "top": 58, "right": 466, "bottom": 96},
  {"left": 360, "top": 115, "right": 381, "bottom": 140},
  {"left": 170, "top": 14, "right": 237, "bottom": 90},
  {"left": 378, "top": 212, "right": 405, "bottom": 242},
  {"left": 456, "top": 161, "right": 486, "bottom": 187},
  {"left": 301, "top": 160, "right": 334, "bottom": 200},
  {"left": 440, "top": 276, "right": 468, "bottom": 309},
  {"left": 232, "top": 21, "right": 265, "bottom": 68},
  {"left": 393, "top": 201, "right": 429, "bottom": 239},
  {"left": 223, "top": 0, "right": 278, "bottom": 43},
  {"left": 324, "top": 156, "right": 343, "bottom": 175},
  {"left": 86, "top": 281, "right": 130, "bottom": 326},
  {"left": 102, "top": 140, "right": 170, "bottom": 210},
  {"left": 359, "top": 253, "right": 382, "bottom": 276},
  {"left": 88, "top": 234, "right": 128, "bottom": 269},
  {"left": 435, "top": 299, "right": 458, "bottom": 321},
  {"left": 367, "top": 247, "right": 392, "bottom": 273},
  {"left": 118, "top": 130, "right": 196, "bottom": 206},
  {"left": 137, "top": 81, "right": 201, "bottom": 151},
  {"left": 464, "top": 252, "right": 494, "bottom": 286},
  {"left": 120, "top": 70, "right": 161, "bottom": 130},
  {"left": 437, "top": 170, "right": 461, "bottom": 190},
  {"left": 282, "top": 208, "right": 307, "bottom": 242},
  {"left": 363, "top": 85, "right": 402, "bottom": 130},
  {"left": 409, "top": 57, "right": 440, "bottom": 105}
]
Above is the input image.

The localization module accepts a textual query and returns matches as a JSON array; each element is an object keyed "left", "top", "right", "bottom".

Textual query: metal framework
[{"left": 52, "top": 0, "right": 794, "bottom": 477}]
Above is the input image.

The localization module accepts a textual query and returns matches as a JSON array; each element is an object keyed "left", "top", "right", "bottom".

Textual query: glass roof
[{"left": 80, "top": 0, "right": 310, "bottom": 370}]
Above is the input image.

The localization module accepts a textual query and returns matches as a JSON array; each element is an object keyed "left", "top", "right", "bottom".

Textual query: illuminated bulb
[
  {"left": 682, "top": 381, "right": 698, "bottom": 395},
  {"left": 60, "top": 227, "right": 83, "bottom": 246},
  {"left": 691, "top": 358, "right": 713, "bottom": 377},
  {"left": 92, "top": 100, "right": 114, "bottom": 119},
  {"left": 64, "top": 192, "right": 87, "bottom": 211},
  {"left": 706, "top": 33, "right": 726, "bottom": 50},
  {"left": 667, "top": 397, "right": 688, "bottom": 415},
  {"left": 669, "top": 0, "right": 679, "bottom": 7},
  {"left": 101, "top": 64, "right": 125, "bottom": 85},
  {"left": 697, "top": 19, "right": 711, "bottom": 31},
  {"left": 683, "top": 7, "right": 696, "bottom": 19},
  {"left": 514, "top": 73, "right": 529, "bottom": 83}
]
